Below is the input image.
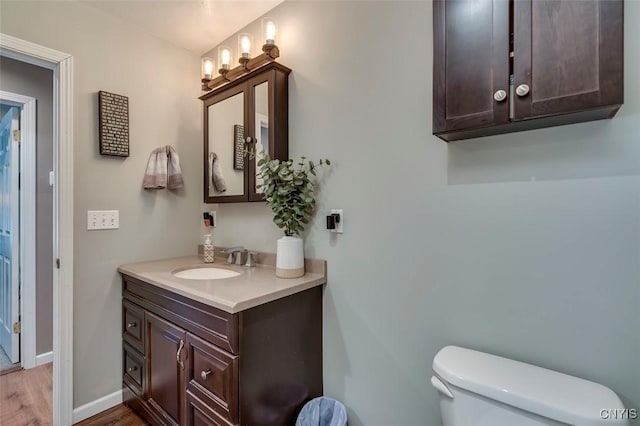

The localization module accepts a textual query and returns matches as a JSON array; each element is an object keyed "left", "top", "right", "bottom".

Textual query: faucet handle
[
  {"left": 234, "top": 249, "right": 247, "bottom": 265},
  {"left": 245, "top": 251, "right": 257, "bottom": 267},
  {"left": 223, "top": 246, "right": 244, "bottom": 264}
]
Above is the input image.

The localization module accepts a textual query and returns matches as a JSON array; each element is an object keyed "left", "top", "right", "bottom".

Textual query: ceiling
[{"left": 78, "top": 0, "right": 284, "bottom": 55}]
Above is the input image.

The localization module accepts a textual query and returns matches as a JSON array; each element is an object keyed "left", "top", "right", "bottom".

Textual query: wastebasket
[{"left": 295, "top": 397, "right": 347, "bottom": 426}]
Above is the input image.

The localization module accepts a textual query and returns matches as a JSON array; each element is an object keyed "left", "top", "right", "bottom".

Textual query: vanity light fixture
[{"left": 202, "top": 19, "right": 280, "bottom": 92}]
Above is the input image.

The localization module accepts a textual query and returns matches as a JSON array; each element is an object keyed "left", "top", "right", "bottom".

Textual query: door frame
[
  {"left": 0, "top": 91, "right": 37, "bottom": 369},
  {"left": 0, "top": 33, "right": 74, "bottom": 425}
]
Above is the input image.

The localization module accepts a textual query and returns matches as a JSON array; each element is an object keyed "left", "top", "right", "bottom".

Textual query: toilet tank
[{"left": 431, "top": 346, "right": 631, "bottom": 426}]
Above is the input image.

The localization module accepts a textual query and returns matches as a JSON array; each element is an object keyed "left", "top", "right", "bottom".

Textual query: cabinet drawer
[
  {"left": 123, "top": 300, "right": 144, "bottom": 353},
  {"left": 124, "top": 276, "right": 238, "bottom": 354},
  {"left": 187, "top": 392, "right": 234, "bottom": 426},
  {"left": 123, "top": 343, "right": 145, "bottom": 397},
  {"left": 186, "top": 333, "right": 238, "bottom": 424}
]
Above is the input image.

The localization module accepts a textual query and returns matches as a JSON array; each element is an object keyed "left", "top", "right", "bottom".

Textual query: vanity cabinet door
[
  {"left": 432, "top": 0, "right": 510, "bottom": 134},
  {"left": 513, "top": 0, "right": 623, "bottom": 120},
  {"left": 146, "top": 312, "right": 187, "bottom": 426}
]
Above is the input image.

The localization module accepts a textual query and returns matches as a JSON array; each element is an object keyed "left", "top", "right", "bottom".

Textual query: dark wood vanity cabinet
[
  {"left": 121, "top": 275, "right": 322, "bottom": 426},
  {"left": 433, "top": 0, "right": 623, "bottom": 142},
  {"left": 201, "top": 62, "right": 291, "bottom": 203}
]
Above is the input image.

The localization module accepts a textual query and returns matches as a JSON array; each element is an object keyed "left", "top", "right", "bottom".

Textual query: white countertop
[{"left": 118, "top": 256, "right": 326, "bottom": 314}]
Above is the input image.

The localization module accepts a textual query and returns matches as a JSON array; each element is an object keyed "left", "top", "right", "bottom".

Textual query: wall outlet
[
  {"left": 331, "top": 209, "right": 344, "bottom": 234},
  {"left": 87, "top": 210, "right": 119, "bottom": 230}
]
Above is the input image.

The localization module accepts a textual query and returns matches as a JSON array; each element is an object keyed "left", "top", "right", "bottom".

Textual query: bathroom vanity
[{"left": 118, "top": 255, "right": 326, "bottom": 426}]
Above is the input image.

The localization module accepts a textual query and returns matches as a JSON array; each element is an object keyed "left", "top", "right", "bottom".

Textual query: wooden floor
[
  {"left": 0, "top": 363, "right": 147, "bottom": 425},
  {"left": 0, "top": 363, "right": 53, "bottom": 425},
  {"left": 76, "top": 404, "right": 148, "bottom": 426}
]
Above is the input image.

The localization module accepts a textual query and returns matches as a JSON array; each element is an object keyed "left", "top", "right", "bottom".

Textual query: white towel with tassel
[
  {"left": 143, "top": 145, "right": 184, "bottom": 190},
  {"left": 208, "top": 152, "right": 227, "bottom": 192}
]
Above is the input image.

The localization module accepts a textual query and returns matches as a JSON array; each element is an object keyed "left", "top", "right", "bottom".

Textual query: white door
[{"left": 0, "top": 107, "right": 20, "bottom": 363}]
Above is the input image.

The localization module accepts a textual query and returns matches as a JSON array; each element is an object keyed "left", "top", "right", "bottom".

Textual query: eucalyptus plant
[{"left": 256, "top": 154, "right": 330, "bottom": 237}]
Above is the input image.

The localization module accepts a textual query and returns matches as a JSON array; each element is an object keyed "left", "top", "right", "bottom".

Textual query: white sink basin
[{"left": 173, "top": 266, "right": 241, "bottom": 280}]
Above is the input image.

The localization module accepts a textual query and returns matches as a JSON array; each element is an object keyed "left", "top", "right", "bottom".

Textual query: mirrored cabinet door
[
  {"left": 253, "top": 80, "right": 269, "bottom": 196},
  {"left": 205, "top": 89, "right": 247, "bottom": 202},
  {"left": 201, "top": 62, "right": 290, "bottom": 204}
]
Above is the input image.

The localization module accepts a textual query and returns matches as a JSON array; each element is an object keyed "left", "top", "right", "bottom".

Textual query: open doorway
[
  {"left": 0, "top": 49, "right": 59, "bottom": 424},
  {"left": 0, "top": 57, "right": 54, "bottom": 380}
]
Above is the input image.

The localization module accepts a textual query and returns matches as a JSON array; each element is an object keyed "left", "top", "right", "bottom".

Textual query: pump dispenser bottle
[{"left": 203, "top": 234, "right": 214, "bottom": 263}]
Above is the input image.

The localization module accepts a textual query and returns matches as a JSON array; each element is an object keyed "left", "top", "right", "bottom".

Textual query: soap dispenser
[{"left": 203, "top": 234, "right": 214, "bottom": 263}]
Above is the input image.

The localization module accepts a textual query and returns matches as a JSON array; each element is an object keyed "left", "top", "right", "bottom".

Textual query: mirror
[
  {"left": 207, "top": 92, "right": 244, "bottom": 197},
  {"left": 254, "top": 81, "right": 269, "bottom": 193}
]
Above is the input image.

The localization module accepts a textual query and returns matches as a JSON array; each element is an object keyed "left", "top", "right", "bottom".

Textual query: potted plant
[{"left": 256, "top": 154, "right": 330, "bottom": 278}]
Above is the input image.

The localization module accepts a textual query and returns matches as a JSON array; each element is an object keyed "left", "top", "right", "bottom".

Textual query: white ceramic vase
[{"left": 276, "top": 236, "right": 305, "bottom": 278}]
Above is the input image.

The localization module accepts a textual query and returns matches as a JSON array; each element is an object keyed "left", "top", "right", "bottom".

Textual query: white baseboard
[
  {"left": 35, "top": 351, "right": 53, "bottom": 366},
  {"left": 71, "top": 389, "right": 123, "bottom": 424}
]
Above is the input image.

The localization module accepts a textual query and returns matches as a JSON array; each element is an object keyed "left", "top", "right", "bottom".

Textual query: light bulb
[
  {"left": 266, "top": 22, "right": 276, "bottom": 41},
  {"left": 263, "top": 18, "right": 276, "bottom": 45},
  {"left": 218, "top": 46, "right": 232, "bottom": 70},
  {"left": 239, "top": 34, "right": 252, "bottom": 59},
  {"left": 202, "top": 57, "right": 213, "bottom": 79}
]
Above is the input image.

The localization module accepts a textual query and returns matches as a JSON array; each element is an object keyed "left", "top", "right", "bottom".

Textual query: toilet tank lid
[{"left": 433, "top": 346, "right": 627, "bottom": 426}]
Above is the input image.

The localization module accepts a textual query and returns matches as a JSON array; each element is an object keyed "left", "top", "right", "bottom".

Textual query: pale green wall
[
  {"left": 206, "top": 2, "right": 640, "bottom": 425},
  {"left": 0, "top": 1, "right": 203, "bottom": 408}
]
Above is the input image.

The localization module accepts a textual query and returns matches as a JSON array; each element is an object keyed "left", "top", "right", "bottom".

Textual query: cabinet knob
[
  {"left": 126, "top": 322, "right": 137, "bottom": 329},
  {"left": 201, "top": 369, "right": 212, "bottom": 380},
  {"left": 245, "top": 136, "right": 254, "bottom": 143},
  {"left": 516, "top": 84, "right": 530, "bottom": 97},
  {"left": 127, "top": 366, "right": 138, "bottom": 373},
  {"left": 493, "top": 90, "right": 507, "bottom": 102}
]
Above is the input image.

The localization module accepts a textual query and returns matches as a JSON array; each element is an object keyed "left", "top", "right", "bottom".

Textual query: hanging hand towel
[
  {"left": 142, "top": 146, "right": 168, "bottom": 189},
  {"left": 208, "top": 152, "right": 227, "bottom": 192},
  {"left": 167, "top": 145, "right": 184, "bottom": 190}
]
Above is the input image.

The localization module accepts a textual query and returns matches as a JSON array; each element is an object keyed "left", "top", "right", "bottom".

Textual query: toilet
[{"left": 431, "top": 346, "right": 630, "bottom": 426}]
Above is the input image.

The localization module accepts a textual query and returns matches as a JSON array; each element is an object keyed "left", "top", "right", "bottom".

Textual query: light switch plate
[{"left": 87, "top": 210, "right": 119, "bottom": 230}]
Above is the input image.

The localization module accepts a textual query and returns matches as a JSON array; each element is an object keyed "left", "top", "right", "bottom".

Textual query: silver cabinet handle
[
  {"left": 176, "top": 339, "right": 185, "bottom": 370},
  {"left": 494, "top": 90, "right": 507, "bottom": 102},
  {"left": 127, "top": 322, "right": 137, "bottom": 329},
  {"left": 127, "top": 366, "right": 138, "bottom": 373},
  {"left": 245, "top": 136, "right": 254, "bottom": 143},
  {"left": 516, "top": 84, "right": 530, "bottom": 97},
  {"left": 201, "top": 369, "right": 212, "bottom": 380}
]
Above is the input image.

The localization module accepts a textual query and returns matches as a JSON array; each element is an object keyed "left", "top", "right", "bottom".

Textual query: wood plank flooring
[
  {"left": 0, "top": 363, "right": 146, "bottom": 426},
  {"left": 75, "top": 404, "right": 148, "bottom": 426},
  {"left": 0, "top": 363, "right": 52, "bottom": 425}
]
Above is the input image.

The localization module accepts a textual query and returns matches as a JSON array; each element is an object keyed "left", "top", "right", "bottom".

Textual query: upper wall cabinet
[
  {"left": 201, "top": 62, "right": 290, "bottom": 203},
  {"left": 433, "top": 0, "right": 623, "bottom": 142}
]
